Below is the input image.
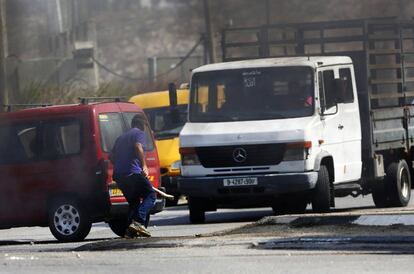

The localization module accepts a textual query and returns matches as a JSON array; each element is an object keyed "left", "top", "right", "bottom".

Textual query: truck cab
[{"left": 179, "top": 57, "right": 362, "bottom": 223}]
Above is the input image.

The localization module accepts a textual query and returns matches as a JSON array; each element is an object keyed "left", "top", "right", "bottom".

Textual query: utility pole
[
  {"left": 56, "top": 0, "right": 63, "bottom": 33},
  {"left": 0, "top": 0, "right": 8, "bottom": 112},
  {"left": 203, "top": 0, "right": 217, "bottom": 63}
]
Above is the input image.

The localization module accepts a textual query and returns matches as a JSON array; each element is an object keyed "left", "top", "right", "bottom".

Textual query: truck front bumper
[{"left": 178, "top": 172, "right": 318, "bottom": 198}]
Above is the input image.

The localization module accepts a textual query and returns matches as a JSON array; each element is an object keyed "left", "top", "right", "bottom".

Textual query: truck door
[
  {"left": 337, "top": 67, "right": 362, "bottom": 182},
  {"left": 318, "top": 68, "right": 362, "bottom": 184},
  {"left": 318, "top": 69, "right": 346, "bottom": 183}
]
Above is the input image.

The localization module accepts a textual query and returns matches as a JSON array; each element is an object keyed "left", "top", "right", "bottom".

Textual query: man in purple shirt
[{"left": 110, "top": 114, "right": 156, "bottom": 238}]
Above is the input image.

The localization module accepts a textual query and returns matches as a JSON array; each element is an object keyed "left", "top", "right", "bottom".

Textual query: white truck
[{"left": 178, "top": 19, "right": 414, "bottom": 223}]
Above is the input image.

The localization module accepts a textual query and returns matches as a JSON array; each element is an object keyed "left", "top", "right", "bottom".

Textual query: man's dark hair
[{"left": 131, "top": 114, "right": 146, "bottom": 131}]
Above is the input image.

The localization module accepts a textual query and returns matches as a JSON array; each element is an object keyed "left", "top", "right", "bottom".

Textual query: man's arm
[{"left": 135, "top": 142, "right": 149, "bottom": 177}]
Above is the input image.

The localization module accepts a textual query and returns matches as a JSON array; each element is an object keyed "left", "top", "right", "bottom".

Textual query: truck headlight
[
  {"left": 283, "top": 141, "right": 312, "bottom": 161},
  {"left": 180, "top": 147, "right": 201, "bottom": 166}
]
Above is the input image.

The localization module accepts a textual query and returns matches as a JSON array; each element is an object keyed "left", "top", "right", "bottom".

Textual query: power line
[{"left": 92, "top": 37, "right": 204, "bottom": 82}]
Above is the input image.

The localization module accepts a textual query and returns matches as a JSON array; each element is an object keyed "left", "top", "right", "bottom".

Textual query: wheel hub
[
  {"left": 53, "top": 204, "right": 80, "bottom": 236},
  {"left": 400, "top": 168, "right": 410, "bottom": 199}
]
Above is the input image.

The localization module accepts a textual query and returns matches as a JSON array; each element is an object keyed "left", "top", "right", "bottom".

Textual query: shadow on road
[
  {"left": 151, "top": 203, "right": 388, "bottom": 227},
  {"left": 151, "top": 207, "right": 274, "bottom": 226},
  {"left": 0, "top": 237, "right": 111, "bottom": 247},
  {"left": 255, "top": 235, "right": 414, "bottom": 254}
]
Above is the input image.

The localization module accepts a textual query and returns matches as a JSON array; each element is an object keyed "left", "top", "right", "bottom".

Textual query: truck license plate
[{"left": 223, "top": 177, "right": 258, "bottom": 187}]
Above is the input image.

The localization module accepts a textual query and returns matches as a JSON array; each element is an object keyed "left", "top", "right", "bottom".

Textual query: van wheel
[
  {"left": 188, "top": 197, "right": 205, "bottom": 224},
  {"left": 312, "top": 165, "right": 331, "bottom": 213},
  {"left": 373, "top": 160, "right": 411, "bottom": 208},
  {"left": 108, "top": 217, "right": 129, "bottom": 237},
  {"left": 48, "top": 198, "right": 91, "bottom": 242}
]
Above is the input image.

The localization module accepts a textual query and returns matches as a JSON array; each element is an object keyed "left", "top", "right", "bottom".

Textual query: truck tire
[
  {"left": 108, "top": 217, "right": 129, "bottom": 237},
  {"left": 372, "top": 160, "right": 411, "bottom": 207},
  {"left": 272, "top": 194, "right": 308, "bottom": 215},
  {"left": 48, "top": 198, "right": 92, "bottom": 242},
  {"left": 188, "top": 197, "right": 205, "bottom": 224},
  {"left": 311, "top": 165, "right": 331, "bottom": 213},
  {"left": 387, "top": 160, "right": 411, "bottom": 207}
]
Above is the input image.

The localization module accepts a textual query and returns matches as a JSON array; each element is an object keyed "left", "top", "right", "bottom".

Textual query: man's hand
[{"left": 142, "top": 165, "right": 149, "bottom": 178}]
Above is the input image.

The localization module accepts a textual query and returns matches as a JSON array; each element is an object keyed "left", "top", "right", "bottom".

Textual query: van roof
[
  {"left": 0, "top": 101, "right": 141, "bottom": 121},
  {"left": 129, "top": 88, "right": 189, "bottom": 109},
  {"left": 192, "top": 56, "right": 353, "bottom": 73}
]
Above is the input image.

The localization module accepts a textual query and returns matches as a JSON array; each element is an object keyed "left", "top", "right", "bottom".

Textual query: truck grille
[{"left": 196, "top": 144, "right": 285, "bottom": 168}]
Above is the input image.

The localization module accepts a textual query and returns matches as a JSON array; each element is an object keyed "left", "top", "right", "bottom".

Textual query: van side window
[
  {"left": 339, "top": 68, "right": 354, "bottom": 103},
  {"left": 321, "top": 70, "right": 336, "bottom": 109},
  {"left": 41, "top": 120, "right": 81, "bottom": 159},
  {"left": 99, "top": 113, "right": 124, "bottom": 153},
  {"left": 0, "top": 120, "right": 81, "bottom": 164},
  {"left": 0, "top": 123, "right": 39, "bottom": 164}
]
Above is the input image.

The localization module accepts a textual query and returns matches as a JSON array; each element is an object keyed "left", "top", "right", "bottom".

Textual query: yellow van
[{"left": 129, "top": 87, "right": 188, "bottom": 206}]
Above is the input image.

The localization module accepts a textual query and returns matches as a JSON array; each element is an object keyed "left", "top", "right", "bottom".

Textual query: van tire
[
  {"left": 48, "top": 198, "right": 91, "bottom": 242},
  {"left": 312, "top": 165, "right": 331, "bottom": 213},
  {"left": 108, "top": 217, "right": 129, "bottom": 237},
  {"left": 188, "top": 197, "right": 205, "bottom": 224}
]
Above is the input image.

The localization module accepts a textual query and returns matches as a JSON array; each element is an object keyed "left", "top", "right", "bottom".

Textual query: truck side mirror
[
  {"left": 168, "top": 82, "right": 178, "bottom": 107},
  {"left": 168, "top": 83, "right": 180, "bottom": 124}
]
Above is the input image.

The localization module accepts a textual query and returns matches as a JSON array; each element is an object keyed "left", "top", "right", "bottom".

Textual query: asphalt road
[{"left": 0, "top": 193, "right": 414, "bottom": 273}]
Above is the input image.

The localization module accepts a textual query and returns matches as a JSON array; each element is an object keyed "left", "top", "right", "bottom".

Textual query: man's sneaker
[
  {"left": 123, "top": 229, "right": 138, "bottom": 239},
  {"left": 128, "top": 221, "right": 151, "bottom": 237}
]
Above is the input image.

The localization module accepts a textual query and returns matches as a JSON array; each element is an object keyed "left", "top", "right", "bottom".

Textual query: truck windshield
[
  {"left": 144, "top": 105, "right": 187, "bottom": 139},
  {"left": 189, "top": 66, "right": 314, "bottom": 122}
]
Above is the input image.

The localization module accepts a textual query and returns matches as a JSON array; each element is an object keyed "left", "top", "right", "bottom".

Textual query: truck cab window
[
  {"left": 321, "top": 70, "right": 336, "bottom": 110},
  {"left": 339, "top": 68, "right": 354, "bottom": 103}
]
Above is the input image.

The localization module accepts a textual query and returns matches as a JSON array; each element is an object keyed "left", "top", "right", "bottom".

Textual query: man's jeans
[{"left": 113, "top": 173, "right": 156, "bottom": 227}]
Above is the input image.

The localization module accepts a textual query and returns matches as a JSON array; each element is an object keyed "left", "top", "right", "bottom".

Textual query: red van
[{"left": 0, "top": 99, "right": 163, "bottom": 242}]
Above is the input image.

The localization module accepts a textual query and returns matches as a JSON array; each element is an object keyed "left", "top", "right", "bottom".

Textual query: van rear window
[{"left": 98, "top": 112, "right": 154, "bottom": 153}]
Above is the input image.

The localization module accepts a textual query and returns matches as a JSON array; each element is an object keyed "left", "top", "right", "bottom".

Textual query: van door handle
[{"left": 338, "top": 124, "right": 344, "bottom": 130}]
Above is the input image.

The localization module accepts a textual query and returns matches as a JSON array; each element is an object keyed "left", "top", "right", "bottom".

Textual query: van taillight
[{"left": 96, "top": 159, "right": 109, "bottom": 189}]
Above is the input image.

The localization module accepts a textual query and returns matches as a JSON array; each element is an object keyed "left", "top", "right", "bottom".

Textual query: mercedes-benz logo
[{"left": 233, "top": 147, "right": 247, "bottom": 163}]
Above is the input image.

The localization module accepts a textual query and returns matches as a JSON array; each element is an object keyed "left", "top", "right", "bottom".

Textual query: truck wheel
[
  {"left": 372, "top": 160, "right": 411, "bottom": 207},
  {"left": 108, "top": 217, "right": 129, "bottom": 237},
  {"left": 312, "top": 165, "right": 331, "bottom": 213},
  {"left": 188, "top": 197, "right": 205, "bottom": 224},
  {"left": 386, "top": 160, "right": 411, "bottom": 207},
  {"left": 48, "top": 198, "right": 91, "bottom": 242}
]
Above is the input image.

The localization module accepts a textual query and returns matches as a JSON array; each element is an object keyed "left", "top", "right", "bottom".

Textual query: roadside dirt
[{"left": 208, "top": 216, "right": 414, "bottom": 238}]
